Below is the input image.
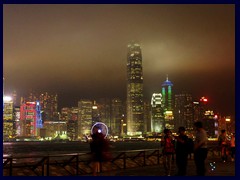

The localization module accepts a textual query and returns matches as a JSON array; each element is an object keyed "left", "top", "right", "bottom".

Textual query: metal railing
[
  {"left": 3, "top": 147, "right": 221, "bottom": 176},
  {"left": 3, "top": 149, "right": 162, "bottom": 176}
]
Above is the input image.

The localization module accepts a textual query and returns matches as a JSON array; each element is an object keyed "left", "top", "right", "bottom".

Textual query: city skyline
[{"left": 3, "top": 4, "right": 235, "bottom": 117}]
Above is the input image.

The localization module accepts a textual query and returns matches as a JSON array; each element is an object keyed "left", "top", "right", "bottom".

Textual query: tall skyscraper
[
  {"left": 174, "top": 92, "right": 193, "bottom": 132},
  {"left": 78, "top": 99, "right": 93, "bottom": 136},
  {"left": 126, "top": 42, "right": 144, "bottom": 136},
  {"left": 161, "top": 75, "right": 174, "bottom": 130},
  {"left": 151, "top": 93, "right": 164, "bottom": 133},
  {"left": 3, "top": 96, "right": 14, "bottom": 140},
  {"left": 111, "top": 98, "right": 125, "bottom": 136},
  {"left": 20, "top": 101, "right": 42, "bottom": 137}
]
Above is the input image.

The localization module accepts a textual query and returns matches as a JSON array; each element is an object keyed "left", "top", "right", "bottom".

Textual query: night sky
[{"left": 3, "top": 4, "right": 235, "bottom": 117}]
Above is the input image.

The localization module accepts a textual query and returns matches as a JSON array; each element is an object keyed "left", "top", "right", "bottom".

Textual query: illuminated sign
[{"left": 26, "top": 102, "right": 36, "bottom": 105}]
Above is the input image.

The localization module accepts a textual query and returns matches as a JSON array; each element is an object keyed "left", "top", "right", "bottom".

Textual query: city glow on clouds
[{"left": 3, "top": 4, "right": 235, "bottom": 116}]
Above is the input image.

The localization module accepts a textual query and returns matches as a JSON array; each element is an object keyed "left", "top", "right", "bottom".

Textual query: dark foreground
[{"left": 84, "top": 157, "right": 235, "bottom": 176}]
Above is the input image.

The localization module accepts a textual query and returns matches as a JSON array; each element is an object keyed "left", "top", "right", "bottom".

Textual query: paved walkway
[{"left": 87, "top": 157, "right": 235, "bottom": 176}]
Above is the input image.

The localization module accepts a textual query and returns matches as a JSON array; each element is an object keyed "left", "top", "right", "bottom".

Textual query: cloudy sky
[{"left": 3, "top": 4, "right": 235, "bottom": 117}]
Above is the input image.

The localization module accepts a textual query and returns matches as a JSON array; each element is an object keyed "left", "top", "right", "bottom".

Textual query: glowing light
[
  {"left": 92, "top": 106, "right": 98, "bottom": 109},
  {"left": 3, "top": 96, "right": 12, "bottom": 102},
  {"left": 226, "top": 118, "right": 230, "bottom": 122},
  {"left": 26, "top": 102, "right": 36, "bottom": 105},
  {"left": 91, "top": 122, "right": 108, "bottom": 138},
  {"left": 209, "top": 162, "right": 216, "bottom": 172},
  {"left": 200, "top": 97, "right": 208, "bottom": 102}
]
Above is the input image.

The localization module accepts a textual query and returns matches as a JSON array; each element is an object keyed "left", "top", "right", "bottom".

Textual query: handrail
[
  {"left": 3, "top": 147, "right": 220, "bottom": 176},
  {"left": 3, "top": 149, "right": 162, "bottom": 176}
]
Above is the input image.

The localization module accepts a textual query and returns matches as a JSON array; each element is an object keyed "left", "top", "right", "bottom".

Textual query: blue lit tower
[
  {"left": 161, "top": 75, "right": 174, "bottom": 130},
  {"left": 126, "top": 42, "right": 144, "bottom": 136},
  {"left": 36, "top": 101, "right": 43, "bottom": 129}
]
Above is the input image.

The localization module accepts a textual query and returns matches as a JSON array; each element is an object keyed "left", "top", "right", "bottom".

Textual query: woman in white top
[{"left": 193, "top": 121, "right": 208, "bottom": 176}]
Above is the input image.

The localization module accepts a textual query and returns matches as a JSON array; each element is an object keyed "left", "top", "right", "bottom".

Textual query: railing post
[
  {"left": 76, "top": 155, "right": 79, "bottom": 175},
  {"left": 123, "top": 152, "right": 126, "bottom": 169},
  {"left": 9, "top": 157, "right": 13, "bottom": 176},
  {"left": 143, "top": 151, "right": 146, "bottom": 166},
  {"left": 42, "top": 156, "right": 49, "bottom": 176}
]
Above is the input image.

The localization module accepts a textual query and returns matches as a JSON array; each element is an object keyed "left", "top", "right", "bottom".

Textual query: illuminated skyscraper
[
  {"left": 126, "top": 42, "right": 144, "bottom": 136},
  {"left": 3, "top": 96, "right": 14, "bottom": 140},
  {"left": 20, "top": 101, "right": 42, "bottom": 137},
  {"left": 78, "top": 99, "right": 93, "bottom": 136},
  {"left": 151, "top": 93, "right": 164, "bottom": 133},
  {"left": 161, "top": 75, "right": 174, "bottom": 130},
  {"left": 22, "top": 91, "right": 59, "bottom": 122},
  {"left": 174, "top": 92, "right": 193, "bottom": 132},
  {"left": 111, "top": 98, "right": 125, "bottom": 136}
]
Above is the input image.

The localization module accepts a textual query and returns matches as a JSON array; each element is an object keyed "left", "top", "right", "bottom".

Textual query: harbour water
[{"left": 3, "top": 141, "right": 161, "bottom": 157}]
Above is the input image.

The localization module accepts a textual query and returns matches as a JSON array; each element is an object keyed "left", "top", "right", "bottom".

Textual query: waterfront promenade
[
  {"left": 3, "top": 141, "right": 235, "bottom": 176},
  {"left": 88, "top": 157, "right": 235, "bottom": 176},
  {"left": 3, "top": 154, "right": 235, "bottom": 176}
]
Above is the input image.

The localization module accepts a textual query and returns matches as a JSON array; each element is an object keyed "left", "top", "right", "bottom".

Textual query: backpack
[{"left": 163, "top": 137, "right": 175, "bottom": 154}]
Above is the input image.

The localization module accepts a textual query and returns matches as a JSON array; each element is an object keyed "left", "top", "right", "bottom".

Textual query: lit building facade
[
  {"left": 96, "top": 98, "right": 111, "bottom": 131},
  {"left": 3, "top": 96, "right": 14, "bottom": 140},
  {"left": 193, "top": 97, "right": 218, "bottom": 137},
  {"left": 23, "top": 91, "right": 59, "bottom": 122},
  {"left": 14, "top": 106, "right": 21, "bottom": 136},
  {"left": 43, "top": 120, "right": 67, "bottom": 140},
  {"left": 126, "top": 42, "right": 144, "bottom": 136},
  {"left": 66, "top": 107, "right": 79, "bottom": 140},
  {"left": 144, "top": 100, "right": 151, "bottom": 133},
  {"left": 20, "top": 101, "right": 43, "bottom": 137},
  {"left": 174, "top": 92, "right": 193, "bottom": 133},
  {"left": 151, "top": 93, "right": 164, "bottom": 133},
  {"left": 161, "top": 76, "right": 174, "bottom": 130},
  {"left": 78, "top": 99, "right": 93, "bottom": 136},
  {"left": 111, "top": 98, "right": 125, "bottom": 136}
]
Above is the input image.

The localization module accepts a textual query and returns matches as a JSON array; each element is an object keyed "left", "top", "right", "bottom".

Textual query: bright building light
[
  {"left": 226, "top": 118, "right": 231, "bottom": 122},
  {"left": 3, "top": 96, "right": 12, "bottom": 102}
]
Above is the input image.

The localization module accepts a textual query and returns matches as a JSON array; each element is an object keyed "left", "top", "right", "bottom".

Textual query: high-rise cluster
[{"left": 2, "top": 43, "right": 234, "bottom": 141}]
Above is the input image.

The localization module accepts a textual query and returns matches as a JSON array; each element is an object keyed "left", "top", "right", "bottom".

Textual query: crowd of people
[{"left": 88, "top": 121, "right": 235, "bottom": 176}]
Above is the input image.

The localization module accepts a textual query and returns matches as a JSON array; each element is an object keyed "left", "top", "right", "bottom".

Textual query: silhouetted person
[
  {"left": 193, "top": 121, "right": 208, "bottom": 176},
  {"left": 218, "top": 129, "right": 228, "bottom": 162},
  {"left": 175, "top": 126, "right": 188, "bottom": 176},
  {"left": 230, "top": 133, "right": 235, "bottom": 161},
  {"left": 90, "top": 132, "right": 111, "bottom": 176},
  {"left": 161, "top": 128, "right": 175, "bottom": 176}
]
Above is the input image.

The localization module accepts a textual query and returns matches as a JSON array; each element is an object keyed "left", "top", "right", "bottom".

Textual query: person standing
[
  {"left": 175, "top": 126, "right": 189, "bottom": 176},
  {"left": 161, "top": 129, "right": 175, "bottom": 176},
  {"left": 218, "top": 129, "right": 229, "bottom": 162},
  {"left": 90, "top": 132, "right": 111, "bottom": 176},
  {"left": 193, "top": 121, "right": 208, "bottom": 176},
  {"left": 230, "top": 133, "right": 235, "bottom": 162}
]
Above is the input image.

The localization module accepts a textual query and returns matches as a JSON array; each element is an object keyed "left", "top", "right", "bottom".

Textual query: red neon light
[{"left": 200, "top": 97, "right": 208, "bottom": 102}]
